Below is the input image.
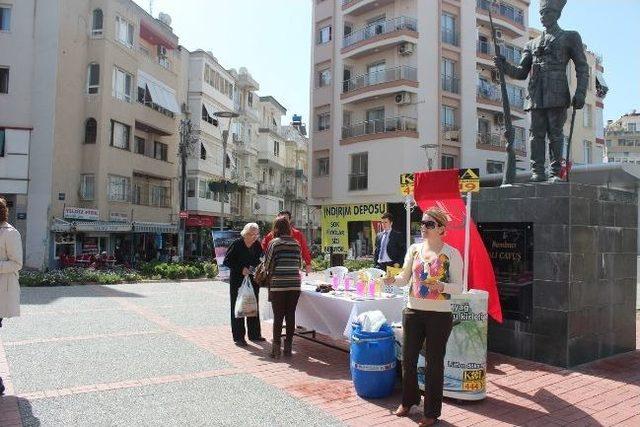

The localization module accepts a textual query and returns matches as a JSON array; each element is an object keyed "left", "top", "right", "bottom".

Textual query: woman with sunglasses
[{"left": 384, "top": 206, "right": 463, "bottom": 427}]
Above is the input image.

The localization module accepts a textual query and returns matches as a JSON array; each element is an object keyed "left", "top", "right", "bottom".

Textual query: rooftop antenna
[{"left": 149, "top": 0, "right": 154, "bottom": 16}]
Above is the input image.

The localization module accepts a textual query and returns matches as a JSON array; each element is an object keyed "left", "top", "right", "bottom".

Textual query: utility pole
[{"left": 178, "top": 119, "right": 197, "bottom": 261}]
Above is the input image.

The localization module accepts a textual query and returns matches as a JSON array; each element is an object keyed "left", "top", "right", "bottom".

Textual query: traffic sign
[
  {"left": 400, "top": 173, "right": 415, "bottom": 195},
  {"left": 459, "top": 168, "right": 480, "bottom": 193}
]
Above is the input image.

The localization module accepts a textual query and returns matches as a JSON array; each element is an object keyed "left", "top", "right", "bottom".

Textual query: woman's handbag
[{"left": 254, "top": 261, "right": 271, "bottom": 288}]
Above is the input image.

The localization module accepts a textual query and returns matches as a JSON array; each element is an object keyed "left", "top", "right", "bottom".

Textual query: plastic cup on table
[
  {"left": 356, "top": 280, "right": 365, "bottom": 296},
  {"left": 331, "top": 275, "right": 339, "bottom": 290},
  {"left": 343, "top": 276, "right": 351, "bottom": 292},
  {"left": 368, "top": 280, "right": 376, "bottom": 298}
]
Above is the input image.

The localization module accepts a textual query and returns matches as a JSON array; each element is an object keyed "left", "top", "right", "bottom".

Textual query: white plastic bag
[
  {"left": 356, "top": 310, "right": 387, "bottom": 332},
  {"left": 234, "top": 276, "right": 258, "bottom": 318}
]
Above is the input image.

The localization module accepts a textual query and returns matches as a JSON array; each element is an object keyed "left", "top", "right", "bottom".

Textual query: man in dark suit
[{"left": 374, "top": 212, "right": 405, "bottom": 271}]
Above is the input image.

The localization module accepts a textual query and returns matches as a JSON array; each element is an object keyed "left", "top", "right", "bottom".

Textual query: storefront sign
[
  {"left": 64, "top": 207, "right": 99, "bottom": 221},
  {"left": 186, "top": 215, "right": 215, "bottom": 228},
  {"left": 321, "top": 203, "right": 387, "bottom": 253},
  {"left": 110, "top": 212, "right": 128, "bottom": 223},
  {"left": 74, "top": 222, "right": 132, "bottom": 233}
]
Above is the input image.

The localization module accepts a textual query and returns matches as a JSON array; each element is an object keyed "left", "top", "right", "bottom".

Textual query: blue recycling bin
[{"left": 350, "top": 323, "right": 396, "bottom": 398}]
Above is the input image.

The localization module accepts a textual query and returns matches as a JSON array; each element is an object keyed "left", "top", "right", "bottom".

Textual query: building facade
[
  {"left": 2, "top": 0, "right": 184, "bottom": 269},
  {"left": 309, "top": 0, "right": 530, "bottom": 254},
  {"left": 605, "top": 112, "right": 640, "bottom": 164}
]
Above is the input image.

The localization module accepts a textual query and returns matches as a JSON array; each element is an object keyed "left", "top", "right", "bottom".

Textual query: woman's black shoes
[
  {"left": 0, "top": 377, "right": 5, "bottom": 395},
  {"left": 234, "top": 340, "right": 248, "bottom": 347},
  {"left": 283, "top": 340, "right": 292, "bottom": 357},
  {"left": 249, "top": 337, "right": 266, "bottom": 342}
]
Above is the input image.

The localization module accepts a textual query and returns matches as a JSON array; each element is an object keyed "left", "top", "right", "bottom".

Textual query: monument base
[{"left": 474, "top": 182, "right": 637, "bottom": 368}]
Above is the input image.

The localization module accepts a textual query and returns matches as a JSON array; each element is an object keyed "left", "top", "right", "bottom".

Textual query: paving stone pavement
[{"left": 0, "top": 281, "right": 638, "bottom": 426}]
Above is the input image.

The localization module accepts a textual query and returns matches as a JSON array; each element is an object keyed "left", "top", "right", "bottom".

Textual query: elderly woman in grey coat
[{"left": 0, "top": 197, "right": 22, "bottom": 395}]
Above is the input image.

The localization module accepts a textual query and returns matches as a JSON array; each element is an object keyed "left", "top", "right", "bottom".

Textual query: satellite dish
[{"left": 158, "top": 12, "right": 172, "bottom": 26}]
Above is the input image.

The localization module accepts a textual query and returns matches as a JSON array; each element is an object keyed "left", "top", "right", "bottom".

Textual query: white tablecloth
[{"left": 260, "top": 283, "right": 406, "bottom": 339}]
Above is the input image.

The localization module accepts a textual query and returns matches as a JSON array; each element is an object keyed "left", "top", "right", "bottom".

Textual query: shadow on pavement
[
  {"left": 20, "top": 284, "right": 146, "bottom": 306},
  {"left": 17, "top": 397, "right": 40, "bottom": 427}
]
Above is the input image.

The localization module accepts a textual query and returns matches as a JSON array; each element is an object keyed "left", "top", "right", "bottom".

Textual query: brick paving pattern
[{"left": 0, "top": 281, "right": 638, "bottom": 426}]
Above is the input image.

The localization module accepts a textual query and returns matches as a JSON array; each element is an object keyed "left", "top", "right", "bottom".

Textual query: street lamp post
[
  {"left": 420, "top": 143, "right": 439, "bottom": 171},
  {"left": 178, "top": 119, "right": 197, "bottom": 261},
  {"left": 213, "top": 111, "right": 239, "bottom": 231}
]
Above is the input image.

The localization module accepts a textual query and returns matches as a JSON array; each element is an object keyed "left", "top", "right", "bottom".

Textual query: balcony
[
  {"left": 341, "top": 16, "right": 418, "bottom": 59},
  {"left": 477, "top": 40, "right": 523, "bottom": 65},
  {"left": 441, "top": 75, "right": 460, "bottom": 94},
  {"left": 477, "top": 83, "right": 526, "bottom": 112},
  {"left": 477, "top": 132, "right": 527, "bottom": 156},
  {"left": 476, "top": 0, "right": 526, "bottom": 36},
  {"left": 258, "top": 124, "right": 285, "bottom": 139},
  {"left": 257, "top": 183, "right": 284, "bottom": 198},
  {"left": 341, "top": 66, "right": 418, "bottom": 102},
  {"left": 342, "top": 0, "right": 395, "bottom": 16},
  {"left": 442, "top": 29, "right": 460, "bottom": 47},
  {"left": 341, "top": 116, "right": 418, "bottom": 144},
  {"left": 257, "top": 150, "right": 285, "bottom": 168}
]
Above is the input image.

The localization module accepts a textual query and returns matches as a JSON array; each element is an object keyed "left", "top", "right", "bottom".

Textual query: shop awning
[
  {"left": 595, "top": 71, "right": 609, "bottom": 97},
  {"left": 74, "top": 221, "right": 132, "bottom": 233},
  {"left": 137, "top": 70, "right": 181, "bottom": 114},
  {"left": 132, "top": 222, "right": 178, "bottom": 234},
  {"left": 51, "top": 218, "right": 73, "bottom": 232}
]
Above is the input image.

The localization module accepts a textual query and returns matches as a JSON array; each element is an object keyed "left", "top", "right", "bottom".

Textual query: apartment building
[
  {"left": 605, "top": 112, "right": 640, "bottom": 164},
  {"left": 310, "top": 0, "right": 530, "bottom": 253},
  {"left": 528, "top": 28, "right": 608, "bottom": 166},
  {"left": 1, "top": 0, "right": 184, "bottom": 269}
]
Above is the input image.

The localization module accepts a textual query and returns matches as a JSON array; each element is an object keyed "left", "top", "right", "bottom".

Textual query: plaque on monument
[{"left": 478, "top": 222, "right": 533, "bottom": 322}]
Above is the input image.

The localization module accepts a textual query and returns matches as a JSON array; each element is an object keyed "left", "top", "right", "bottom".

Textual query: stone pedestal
[{"left": 473, "top": 182, "right": 637, "bottom": 367}]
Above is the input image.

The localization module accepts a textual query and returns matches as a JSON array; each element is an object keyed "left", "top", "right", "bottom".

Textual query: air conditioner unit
[
  {"left": 495, "top": 29, "right": 503, "bottom": 40},
  {"left": 157, "top": 45, "right": 168, "bottom": 58},
  {"left": 494, "top": 113, "right": 504, "bottom": 125},
  {"left": 444, "top": 130, "right": 460, "bottom": 141},
  {"left": 398, "top": 42, "right": 415, "bottom": 56},
  {"left": 395, "top": 92, "right": 411, "bottom": 105}
]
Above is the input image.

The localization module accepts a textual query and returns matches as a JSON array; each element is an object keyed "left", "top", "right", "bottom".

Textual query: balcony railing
[
  {"left": 477, "top": 40, "right": 493, "bottom": 56},
  {"left": 441, "top": 29, "right": 460, "bottom": 46},
  {"left": 343, "top": 16, "right": 417, "bottom": 49},
  {"left": 441, "top": 75, "right": 460, "bottom": 94},
  {"left": 477, "top": 0, "right": 525, "bottom": 26},
  {"left": 477, "top": 132, "right": 527, "bottom": 154},
  {"left": 343, "top": 66, "right": 417, "bottom": 93},
  {"left": 477, "top": 40, "right": 522, "bottom": 64},
  {"left": 342, "top": 116, "right": 417, "bottom": 139},
  {"left": 477, "top": 83, "right": 525, "bottom": 110}
]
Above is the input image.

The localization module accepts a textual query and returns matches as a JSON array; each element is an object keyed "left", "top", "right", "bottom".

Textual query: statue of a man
[{"left": 495, "top": 0, "right": 589, "bottom": 182}]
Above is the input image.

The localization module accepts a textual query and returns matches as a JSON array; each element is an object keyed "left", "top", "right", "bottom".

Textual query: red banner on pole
[{"left": 413, "top": 170, "right": 503, "bottom": 323}]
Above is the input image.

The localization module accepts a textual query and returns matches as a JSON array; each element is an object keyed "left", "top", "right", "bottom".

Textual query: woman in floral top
[{"left": 385, "top": 206, "right": 463, "bottom": 427}]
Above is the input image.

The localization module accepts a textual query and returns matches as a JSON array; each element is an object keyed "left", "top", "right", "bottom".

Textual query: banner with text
[{"left": 321, "top": 203, "right": 387, "bottom": 253}]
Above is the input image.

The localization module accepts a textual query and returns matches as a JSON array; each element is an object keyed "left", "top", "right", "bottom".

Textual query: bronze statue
[{"left": 494, "top": 0, "right": 588, "bottom": 182}]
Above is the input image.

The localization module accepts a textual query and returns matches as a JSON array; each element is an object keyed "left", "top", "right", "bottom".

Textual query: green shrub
[
  {"left": 311, "top": 256, "right": 329, "bottom": 272},
  {"left": 344, "top": 258, "right": 375, "bottom": 271},
  {"left": 203, "top": 262, "right": 218, "bottom": 278}
]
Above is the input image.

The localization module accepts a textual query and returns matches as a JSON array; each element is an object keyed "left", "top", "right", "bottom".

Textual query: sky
[{"left": 134, "top": 0, "right": 639, "bottom": 124}]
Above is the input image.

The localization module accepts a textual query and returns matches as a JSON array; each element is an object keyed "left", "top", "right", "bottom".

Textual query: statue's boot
[{"left": 530, "top": 173, "right": 547, "bottom": 182}]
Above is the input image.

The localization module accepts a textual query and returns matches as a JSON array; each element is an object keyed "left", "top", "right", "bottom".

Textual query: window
[
  {"left": 115, "top": 15, "right": 134, "bottom": 47},
  {"left": 503, "top": 44, "right": 522, "bottom": 64},
  {"left": 441, "top": 13, "right": 457, "bottom": 45},
  {"left": 583, "top": 140, "right": 592, "bottom": 164},
  {"left": 441, "top": 154, "right": 456, "bottom": 169},
  {"left": 318, "top": 69, "right": 331, "bottom": 88},
  {"left": 112, "top": 67, "right": 132, "bottom": 102},
  {"left": 187, "top": 179, "right": 196, "bottom": 198},
  {"left": 84, "top": 118, "right": 97, "bottom": 144},
  {"left": 248, "top": 92, "right": 254, "bottom": 107},
  {"left": 203, "top": 64, "right": 234, "bottom": 99},
  {"left": 0, "top": 67, "right": 7, "bottom": 94},
  {"left": 201, "top": 104, "right": 218, "bottom": 126},
  {"left": 108, "top": 175, "right": 130, "bottom": 202},
  {"left": 0, "top": 5, "right": 11, "bottom": 31},
  {"left": 441, "top": 105, "right": 456, "bottom": 130},
  {"left": 318, "top": 157, "right": 329, "bottom": 177},
  {"left": 151, "top": 186, "right": 168, "bottom": 207},
  {"left": 628, "top": 123, "right": 637, "bottom": 132},
  {"left": 273, "top": 140, "right": 280, "bottom": 157},
  {"left": 441, "top": 59, "right": 457, "bottom": 93},
  {"left": 583, "top": 104, "right": 592, "bottom": 127},
  {"left": 85, "top": 63, "right": 99, "bottom": 94},
  {"left": 0, "top": 129, "right": 5, "bottom": 157},
  {"left": 318, "top": 25, "right": 331, "bottom": 44},
  {"left": 91, "top": 9, "right": 103, "bottom": 37},
  {"left": 154, "top": 141, "right": 168, "bottom": 161},
  {"left": 199, "top": 179, "right": 211, "bottom": 199},
  {"left": 200, "top": 143, "right": 207, "bottom": 160},
  {"left": 486, "top": 161, "right": 504, "bottom": 175},
  {"left": 80, "top": 174, "right": 95, "bottom": 200},
  {"left": 110, "top": 120, "right": 130, "bottom": 150},
  {"left": 349, "top": 153, "right": 368, "bottom": 191},
  {"left": 135, "top": 136, "right": 146, "bottom": 155},
  {"left": 317, "top": 112, "right": 330, "bottom": 131}
]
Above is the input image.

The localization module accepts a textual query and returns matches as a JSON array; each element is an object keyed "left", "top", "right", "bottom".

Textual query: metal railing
[
  {"left": 343, "top": 16, "right": 417, "bottom": 48},
  {"left": 477, "top": 0, "right": 524, "bottom": 26},
  {"left": 477, "top": 83, "right": 525, "bottom": 110},
  {"left": 477, "top": 40, "right": 493, "bottom": 56},
  {"left": 342, "top": 116, "right": 417, "bottom": 139},
  {"left": 477, "top": 132, "right": 527, "bottom": 153},
  {"left": 343, "top": 66, "right": 417, "bottom": 93},
  {"left": 441, "top": 75, "right": 460, "bottom": 94},
  {"left": 441, "top": 28, "right": 459, "bottom": 46},
  {"left": 476, "top": 40, "right": 522, "bottom": 64}
]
